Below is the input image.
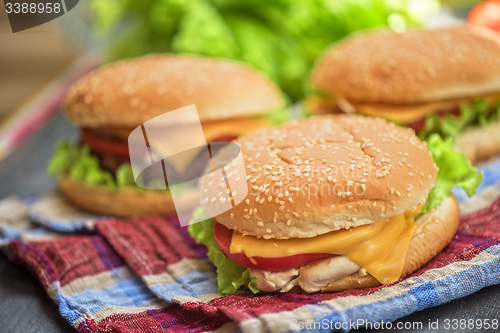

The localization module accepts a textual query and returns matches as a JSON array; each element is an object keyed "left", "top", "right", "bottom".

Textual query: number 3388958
[{"left": 5, "top": 2, "right": 62, "bottom": 14}]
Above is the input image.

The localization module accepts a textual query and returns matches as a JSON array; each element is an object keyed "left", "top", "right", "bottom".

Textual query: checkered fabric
[{"left": 1, "top": 157, "right": 500, "bottom": 332}]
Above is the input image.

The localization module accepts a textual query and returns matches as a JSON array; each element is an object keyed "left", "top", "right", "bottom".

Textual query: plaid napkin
[{"left": 1, "top": 158, "right": 500, "bottom": 332}]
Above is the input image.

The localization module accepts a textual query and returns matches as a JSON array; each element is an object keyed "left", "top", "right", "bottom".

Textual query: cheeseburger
[
  {"left": 309, "top": 26, "right": 500, "bottom": 163},
  {"left": 192, "top": 115, "right": 481, "bottom": 294},
  {"left": 48, "top": 54, "right": 285, "bottom": 217}
]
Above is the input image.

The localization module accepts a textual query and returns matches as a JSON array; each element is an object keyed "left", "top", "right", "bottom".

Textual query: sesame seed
[
  {"left": 352, "top": 217, "right": 358, "bottom": 222},
  {"left": 287, "top": 219, "right": 292, "bottom": 225},
  {"left": 244, "top": 215, "right": 250, "bottom": 219},
  {"left": 257, "top": 222, "right": 264, "bottom": 226},
  {"left": 407, "top": 193, "right": 412, "bottom": 197},
  {"left": 396, "top": 191, "right": 401, "bottom": 196},
  {"left": 372, "top": 202, "right": 377, "bottom": 207},
  {"left": 409, "top": 173, "right": 414, "bottom": 177}
]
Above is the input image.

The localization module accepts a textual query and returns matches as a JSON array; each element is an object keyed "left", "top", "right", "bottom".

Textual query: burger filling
[
  {"left": 308, "top": 94, "right": 500, "bottom": 139},
  {"left": 227, "top": 205, "right": 422, "bottom": 292}
]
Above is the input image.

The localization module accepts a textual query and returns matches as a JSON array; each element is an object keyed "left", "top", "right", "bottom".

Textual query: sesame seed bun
[
  {"left": 320, "top": 195, "right": 459, "bottom": 292},
  {"left": 64, "top": 54, "right": 284, "bottom": 127},
  {"left": 203, "top": 115, "right": 438, "bottom": 239},
  {"left": 311, "top": 26, "right": 500, "bottom": 104},
  {"left": 58, "top": 175, "right": 197, "bottom": 217}
]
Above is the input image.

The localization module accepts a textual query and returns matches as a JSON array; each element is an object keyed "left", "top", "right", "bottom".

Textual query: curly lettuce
[
  {"left": 188, "top": 206, "right": 259, "bottom": 294},
  {"left": 419, "top": 99, "right": 500, "bottom": 141},
  {"left": 420, "top": 134, "right": 483, "bottom": 215},
  {"left": 47, "top": 141, "right": 138, "bottom": 189},
  {"left": 89, "top": 0, "right": 440, "bottom": 101}
]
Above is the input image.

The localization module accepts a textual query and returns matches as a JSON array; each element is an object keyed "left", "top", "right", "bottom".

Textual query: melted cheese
[
  {"left": 230, "top": 205, "right": 422, "bottom": 285},
  {"left": 201, "top": 117, "right": 273, "bottom": 142},
  {"left": 310, "top": 93, "right": 500, "bottom": 124}
]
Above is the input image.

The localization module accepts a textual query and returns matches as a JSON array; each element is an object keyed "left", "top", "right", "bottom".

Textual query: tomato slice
[
  {"left": 468, "top": 0, "right": 500, "bottom": 33},
  {"left": 81, "top": 128, "right": 132, "bottom": 160},
  {"left": 213, "top": 222, "right": 336, "bottom": 271}
]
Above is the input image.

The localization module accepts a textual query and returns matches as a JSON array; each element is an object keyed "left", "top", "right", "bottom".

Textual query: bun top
[
  {"left": 203, "top": 115, "right": 437, "bottom": 239},
  {"left": 311, "top": 26, "right": 500, "bottom": 104},
  {"left": 64, "top": 54, "right": 284, "bottom": 127}
]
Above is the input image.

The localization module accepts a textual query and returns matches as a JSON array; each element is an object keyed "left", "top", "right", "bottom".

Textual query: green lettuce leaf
[
  {"left": 419, "top": 99, "right": 500, "bottom": 141},
  {"left": 420, "top": 134, "right": 483, "bottom": 215},
  {"left": 188, "top": 206, "right": 260, "bottom": 295},
  {"left": 48, "top": 141, "right": 150, "bottom": 190}
]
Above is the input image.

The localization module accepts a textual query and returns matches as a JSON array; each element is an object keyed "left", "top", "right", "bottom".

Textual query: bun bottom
[
  {"left": 320, "top": 195, "right": 460, "bottom": 292},
  {"left": 455, "top": 121, "right": 500, "bottom": 164},
  {"left": 58, "top": 176, "right": 197, "bottom": 217}
]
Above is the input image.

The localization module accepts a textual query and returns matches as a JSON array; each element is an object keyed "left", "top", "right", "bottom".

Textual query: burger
[
  {"left": 308, "top": 26, "right": 500, "bottom": 163},
  {"left": 189, "top": 115, "right": 482, "bottom": 294},
  {"left": 48, "top": 54, "right": 285, "bottom": 217}
]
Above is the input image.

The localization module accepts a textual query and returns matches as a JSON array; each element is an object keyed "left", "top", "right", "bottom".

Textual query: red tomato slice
[
  {"left": 81, "top": 128, "right": 132, "bottom": 160},
  {"left": 213, "top": 222, "right": 336, "bottom": 271},
  {"left": 468, "top": 0, "right": 500, "bottom": 32}
]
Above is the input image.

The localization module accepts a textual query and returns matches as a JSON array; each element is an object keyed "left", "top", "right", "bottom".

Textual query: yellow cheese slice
[
  {"left": 310, "top": 93, "right": 500, "bottom": 125},
  {"left": 230, "top": 205, "right": 422, "bottom": 285},
  {"left": 201, "top": 117, "right": 273, "bottom": 142}
]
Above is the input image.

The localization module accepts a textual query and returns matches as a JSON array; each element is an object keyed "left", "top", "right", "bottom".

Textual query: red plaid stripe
[{"left": 96, "top": 216, "right": 198, "bottom": 276}]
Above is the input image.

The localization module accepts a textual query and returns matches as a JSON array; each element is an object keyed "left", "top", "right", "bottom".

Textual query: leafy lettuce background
[{"left": 89, "top": 0, "right": 440, "bottom": 100}]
